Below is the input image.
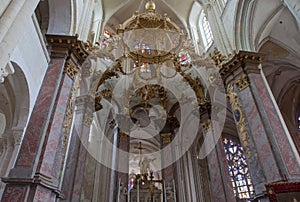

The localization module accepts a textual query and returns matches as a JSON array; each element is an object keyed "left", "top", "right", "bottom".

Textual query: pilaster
[
  {"left": 1, "top": 35, "right": 89, "bottom": 201},
  {"left": 221, "top": 50, "right": 300, "bottom": 200},
  {"left": 201, "top": 119, "right": 236, "bottom": 202}
]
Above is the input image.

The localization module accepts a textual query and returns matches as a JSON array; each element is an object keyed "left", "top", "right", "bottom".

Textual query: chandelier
[{"left": 93, "top": 0, "right": 215, "bottom": 117}]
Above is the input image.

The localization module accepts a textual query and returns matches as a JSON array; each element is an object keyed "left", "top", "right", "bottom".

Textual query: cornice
[
  {"left": 219, "top": 50, "right": 264, "bottom": 83},
  {"left": 46, "top": 34, "right": 89, "bottom": 65}
]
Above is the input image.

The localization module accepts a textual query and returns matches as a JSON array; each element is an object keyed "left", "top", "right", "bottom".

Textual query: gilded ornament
[
  {"left": 201, "top": 120, "right": 211, "bottom": 133},
  {"left": 95, "top": 92, "right": 103, "bottom": 111},
  {"left": 226, "top": 84, "right": 251, "bottom": 158},
  {"left": 119, "top": 131, "right": 129, "bottom": 141},
  {"left": 160, "top": 133, "right": 172, "bottom": 143},
  {"left": 235, "top": 74, "right": 250, "bottom": 91},
  {"left": 64, "top": 60, "right": 79, "bottom": 79}
]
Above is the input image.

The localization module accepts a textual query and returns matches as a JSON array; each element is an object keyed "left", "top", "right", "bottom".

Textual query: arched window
[
  {"left": 177, "top": 50, "right": 191, "bottom": 66},
  {"left": 100, "top": 29, "right": 112, "bottom": 47},
  {"left": 223, "top": 136, "right": 255, "bottom": 200},
  {"left": 202, "top": 16, "right": 213, "bottom": 48},
  {"left": 199, "top": 11, "right": 214, "bottom": 50}
]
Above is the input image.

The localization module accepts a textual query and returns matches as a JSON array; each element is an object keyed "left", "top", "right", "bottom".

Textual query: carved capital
[
  {"left": 160, "top": 133, "right": 172, "bottom": 144},
  {"left": 83, "top": 111, "right": 93, "bottom": 126},
  {"left": 220, "top": 51, "right": 263, "bottom": 83},
  {"left": 201, "top": 119, "right": 211, "bottom": 133},
  {"left": 119, "top": 131, "right": 129, "bottom": 141},
  {"left": 0, "top": 62, "right": 14, "bottom": 83},
  {"left": 46, "top": 35, "right": 89, "bottom": 65}
]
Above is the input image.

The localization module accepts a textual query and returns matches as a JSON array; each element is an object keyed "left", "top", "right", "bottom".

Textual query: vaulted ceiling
[{"left": 101, "top": 0, "right": 198, "bottom": 31}]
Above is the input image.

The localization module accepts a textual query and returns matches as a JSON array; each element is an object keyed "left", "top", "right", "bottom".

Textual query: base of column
[
  {"left": 266, "top": 181, "right": 300, "bottom": 202},
  {"left": 1, "top": 174, "right": 64, "bottom": 201}
]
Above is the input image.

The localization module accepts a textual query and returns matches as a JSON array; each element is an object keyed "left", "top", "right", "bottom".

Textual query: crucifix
[{"left": 135, "top": 142, "right": 146, "bottom": 165}]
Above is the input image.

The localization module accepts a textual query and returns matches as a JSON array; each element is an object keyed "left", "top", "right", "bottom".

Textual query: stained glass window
[
  {"left": 134, "top": 42, "right": 152, "bottom": 73},
  {"left": 101, "top": 29, "right": 111, "bottom": 47},
  {"left": 223, "top": 137, "right": 255, "bottom": 200},
  {"left": 177, "top": 50, "right": 191, "bottom": 65},
  {"left": 134, "top": 42, "right": 151, "bottom": 55}
]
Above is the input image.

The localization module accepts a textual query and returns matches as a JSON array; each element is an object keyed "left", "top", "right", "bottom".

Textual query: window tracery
[
  {"left": 223, "top": 137, "right": 255, "bottom": 200},
  {"left": 202, "top": 16, "right": 213, "bottom": 48},
  {"left": 177, "top": 50, "right": 191, "bottom": 66}
]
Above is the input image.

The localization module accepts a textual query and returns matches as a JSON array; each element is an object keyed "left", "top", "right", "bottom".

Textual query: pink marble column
[
  {"left": 221, "top": 51, "right": 300, "bottom": 200},
  {"left": 1, "top": 35, "right": 88, "bottom": 202},
  {"left": 205, "top": 129, "right": 235, "bottom": 202},
  {"left": 1, "top": 56, "right": 68, "bottom": 202}
]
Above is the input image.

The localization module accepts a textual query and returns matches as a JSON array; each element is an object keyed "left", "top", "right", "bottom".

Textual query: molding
[
  {"left": 2, "top": 172, "right": 63, "bottom": 198},
  {"left": 219, "top": 50, "right": 263, "bottom": 83},
  {"left": 46, "top": 34, "right": 89, "bottom": 64}
]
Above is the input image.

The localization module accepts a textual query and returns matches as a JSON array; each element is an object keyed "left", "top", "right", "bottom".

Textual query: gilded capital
[
  {"left": 160, "top": 133, "right": 172, "bottom": 144},
  {"left": 219, "top": 51, "right": 263, "bottom": 84}
]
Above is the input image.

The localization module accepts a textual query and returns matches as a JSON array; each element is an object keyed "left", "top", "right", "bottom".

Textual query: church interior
[{"left": 0, "top": 0, "right": 300, "bottom": 201}]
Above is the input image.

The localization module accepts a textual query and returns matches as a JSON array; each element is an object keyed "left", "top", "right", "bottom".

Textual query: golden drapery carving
[{"left": 227, "top": 84, "right": 251, "bottom": 159}]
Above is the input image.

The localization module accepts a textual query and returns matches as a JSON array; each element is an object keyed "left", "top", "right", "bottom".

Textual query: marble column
[
  {"left": 221, "top": 51, "right": 300, "bottom": 200},
  {"left": 60, "top": 95, "right": 94, "bottom": 201},
  {"left": 201, "top": 119, "right": 236, "bottom": 202},
  {"left": 117, "top": 130, "right": 129, "bottom": 199},
  {"left": 161, "top": 132, "right": 177, "bottom": 202},
  {"left": 1, "top": 35, "right": 88, "bottom": 201}
]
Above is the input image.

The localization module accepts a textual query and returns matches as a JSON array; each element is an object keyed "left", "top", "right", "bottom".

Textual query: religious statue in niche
[{"left": 139, "top": 156, "right": 156, "bottom": 176}]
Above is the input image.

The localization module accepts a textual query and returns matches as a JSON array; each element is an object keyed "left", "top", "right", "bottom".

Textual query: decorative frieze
[
  {"left": 216, "top": 50, "right": 263, "bottom": 83},
  {"left": 46, "top": 35, "right": 89, "bottom": 64}
]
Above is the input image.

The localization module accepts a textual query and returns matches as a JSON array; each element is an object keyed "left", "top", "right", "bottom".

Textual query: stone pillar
[
  {"left": 60, "top": 95, "right": 94, "bottom": 201},
  {"left": 109, "top": 125, "right": 119, "bottom": 202},
  {"left": 1, "top": 35, "right": 88, "bottom": 201},
  {"left": 221, "top": 51, "right": 300, "bottom": 200},
  {"left": 201, "top": 119, "right": 236, "bottom": 202},
  {"left": 160, "top": 116, "right": 179, "bottom": 202},
  {"left": 117, "top": 130, "right": 129, "bottom": 202}
]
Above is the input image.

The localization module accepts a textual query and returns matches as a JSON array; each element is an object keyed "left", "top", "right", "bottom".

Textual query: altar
[{"left": 128, "top": 173, "right": 163, "bottom": 202}]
